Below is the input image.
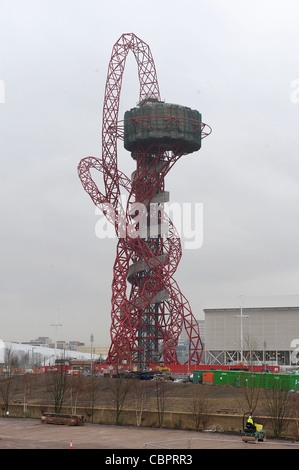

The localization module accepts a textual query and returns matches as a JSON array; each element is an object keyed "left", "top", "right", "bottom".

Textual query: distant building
[
  {"left": 198, "top": 320, "right": 205, "bottom": 347},
  {"left": 78, "top": 345, "right": 109, "bottom": 360},
  {"left": 21, "top": 337, "right": 85, "bottom": 351},
  {"left": 0, "top": 340, "right": 93, "bottom": 367},
  {"left": 69, "top": 341, "right": 85, "bottom": 350},
  {"left": 204, "top": 306, "right": 299, "bottom": 366},
  {"left": 21, "top": 337, "right": 52, "bottom": 348}
]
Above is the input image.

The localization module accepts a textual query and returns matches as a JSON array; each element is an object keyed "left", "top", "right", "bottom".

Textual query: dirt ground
[
  {"left": 3, "top": 373, "right": 265, "bottom": 410},
  {"left": 6, "top": 373, "right": 296, "bottom": 422},
  {"left": 0, "top": 417, "right": 298, "bottom": 450},
  {"left": 1, "top": 374, "right": 299, "bottom": 451}
]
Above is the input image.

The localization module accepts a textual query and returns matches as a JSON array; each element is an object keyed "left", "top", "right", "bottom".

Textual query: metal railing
[{"left": 143, "top": 436, "right": 299, "bottom": 449}]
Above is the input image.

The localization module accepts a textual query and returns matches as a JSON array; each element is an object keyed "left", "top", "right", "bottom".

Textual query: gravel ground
[{"left": 0, "top": 417, "right": 298, "bottom": 450}]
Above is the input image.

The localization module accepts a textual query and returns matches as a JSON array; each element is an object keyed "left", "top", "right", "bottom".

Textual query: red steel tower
[{"left": 78, "top": 33, "right": 211, "bottom": 368}]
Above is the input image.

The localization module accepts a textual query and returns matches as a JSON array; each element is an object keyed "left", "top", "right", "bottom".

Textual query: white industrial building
[
  {"left": 203, "top": 306, "right": 299, "bottom": 366},
  {"left": 0, "top": 340, "right": 93, "bottom": 367}
]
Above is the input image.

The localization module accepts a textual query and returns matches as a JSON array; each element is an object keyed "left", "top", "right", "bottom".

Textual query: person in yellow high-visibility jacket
[{"left": 246, "top": 415, "right": 255, "bottom": 431}]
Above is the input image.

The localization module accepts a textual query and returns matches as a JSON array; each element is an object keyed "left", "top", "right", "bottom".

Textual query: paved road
[{"left": 0, "top": 418, "right": 298, "bottom": 450}]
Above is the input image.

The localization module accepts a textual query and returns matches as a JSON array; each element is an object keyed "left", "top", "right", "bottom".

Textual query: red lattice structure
[{"left": 78, "top": 33, "right": 211, "bottom": 368}]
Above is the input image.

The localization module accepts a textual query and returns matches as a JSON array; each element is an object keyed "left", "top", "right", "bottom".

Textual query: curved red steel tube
[{"left": 78, "top": 33, "right": 207, "bottom": 368}]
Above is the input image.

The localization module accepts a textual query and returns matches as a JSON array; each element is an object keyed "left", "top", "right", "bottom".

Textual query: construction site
[
  {"left": 0, "top": 371, "right": 299, "bottom": 449},
  {"left": 2, "top": 27, "right": 299, "bottom": 451}
]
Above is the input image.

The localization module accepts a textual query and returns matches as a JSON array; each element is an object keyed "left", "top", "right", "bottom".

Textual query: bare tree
[
  {"left": 238, "top": 335, "right": 262, "bottom": 413},
  {"left": 243, "top": 333, "right": 263, "bottom": 367},
  {"left": 22, "top": 373, "right": 33, "bottom": 416},
  {"left": 263, "top": 386, "right": 291, "bottom": 438},
  {"left": 189, "top": 385, "right": 211, "bottom": 431},
  {"left": 154, "top": 378, "right": 168, "bottom": 428},
  {"left": 287, "top": 390, "right": 299, "bottom": 440},
  {"left": 133, "top": 380, "right": 150, "bottom": 427},
  {"left": 69, "top": 374, "right": 83, "bottom": 415},
  {"left": 45, "top": 366, "right": 69, "bottom": 413},
  {"left": 239, "top": 371, "right": 262, "bottom": 413},
  {"left": 86, "top": 374, "right": 101, "bottom": 423},
  {"left": 0, "top": 347, "right": 20, "bottom": 414},
  {"left": 107, "top": 377, "right": 132, "bottom": 425}
]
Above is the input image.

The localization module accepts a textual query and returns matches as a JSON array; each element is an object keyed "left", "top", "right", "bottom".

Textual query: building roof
[
  {"left": 204, "top": 306, "right": 299, "bottom": 314},
  {"left": 0, "top": 340, "right": 93, "bottom": 365}
]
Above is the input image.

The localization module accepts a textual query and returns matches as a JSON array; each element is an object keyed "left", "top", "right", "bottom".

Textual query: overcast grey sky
[{"left": 1, "top": 0, "right": 299, "bottom": 345}]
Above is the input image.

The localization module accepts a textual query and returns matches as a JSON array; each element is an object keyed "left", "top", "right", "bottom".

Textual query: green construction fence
[{"left": 193, "top": 370, "right": 299, "bottom": 391}]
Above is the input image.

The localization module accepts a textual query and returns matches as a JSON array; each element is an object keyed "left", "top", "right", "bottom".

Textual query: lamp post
[
  {"left": 90, "top": 333, "right": 94, "bottom": 372},
  {"left": 31, "top": 347, "right": 36, "bottom": 369},
  {"left": 234, "top": 295, "right": 249, "bottom": 364},
  {"left": 50, "top": 312, "right": 62, "bottom": 365}
]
